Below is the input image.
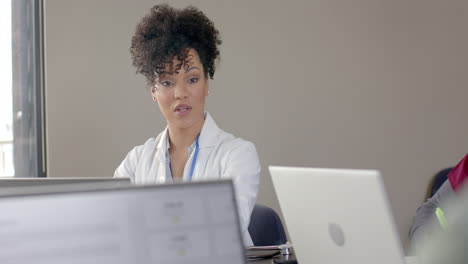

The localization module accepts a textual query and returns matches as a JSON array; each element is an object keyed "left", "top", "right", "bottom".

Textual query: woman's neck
[{"left": 168, "top": 118, "right": 204, "bottom": 151}]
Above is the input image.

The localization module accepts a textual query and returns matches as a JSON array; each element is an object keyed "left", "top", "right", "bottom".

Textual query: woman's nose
[{"left": 174, "top": 83, "right": 189, "bottom": 99}]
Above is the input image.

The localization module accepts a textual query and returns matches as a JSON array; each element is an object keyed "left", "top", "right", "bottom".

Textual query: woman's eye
[
  {"left": 161, "top": 81, "right": 172, "bottom": 87},
  {"left": 188, "top": 77, "right": 199, "bottom": 84}
]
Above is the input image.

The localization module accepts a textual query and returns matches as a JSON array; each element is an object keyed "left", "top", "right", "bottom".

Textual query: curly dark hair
[{"left": 130, "top": 4, "right": 222, "bottom": 86}]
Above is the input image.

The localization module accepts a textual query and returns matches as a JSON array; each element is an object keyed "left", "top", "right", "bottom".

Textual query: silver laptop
[
  {"left": 0, "top": 180, "right": 246, "bottom": 264},
  {"left": 270, "top": 166, "right": 406, "bottom": 264}
]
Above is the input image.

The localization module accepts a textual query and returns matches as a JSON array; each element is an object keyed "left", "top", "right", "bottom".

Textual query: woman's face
[{"left": 151, "top": 49, "right": 209, "bottom": 130}]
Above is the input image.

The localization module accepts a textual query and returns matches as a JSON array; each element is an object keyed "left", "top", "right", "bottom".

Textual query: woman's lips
[{"left": 174, "top": 104, "right": 192, "bottom": 116}]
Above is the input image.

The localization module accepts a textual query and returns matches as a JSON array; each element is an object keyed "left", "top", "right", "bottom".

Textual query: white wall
[{"left": 44, "top": 0, "right": 468, "bottom": 250}]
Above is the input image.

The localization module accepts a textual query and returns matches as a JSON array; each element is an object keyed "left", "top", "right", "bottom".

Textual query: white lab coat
[{"left": 114, "top": 112, "right": 260, "bottom": 246}]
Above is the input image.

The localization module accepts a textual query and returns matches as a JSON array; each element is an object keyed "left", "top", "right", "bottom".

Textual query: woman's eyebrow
[
  {"left": 185, "top": 66, "right": 201, "bottom": 73},
  {"left": 159, "top": 71, "right": 173, "bottom": 76}
]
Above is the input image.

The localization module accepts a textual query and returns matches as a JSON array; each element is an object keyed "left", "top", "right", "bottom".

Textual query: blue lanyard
[
  {"left": 188, "top": 135, "right": 200, "bottom": 181},
  {"left": 169, "top": 135, "right": 200, "bottom": 181}
]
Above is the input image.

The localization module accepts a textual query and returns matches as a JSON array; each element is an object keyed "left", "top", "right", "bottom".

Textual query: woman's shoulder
[
  {"left": 127, "top": 132, "right": 165, "bottom": 155},
  {"left": 214, "top": 129, "right": 258, "bottom": 156},
  {"left": 141, "top": 134, "right": 162, "bottom": 147},
  {"left": 213, "top": 129, "right": 261, "bottom": 176}
]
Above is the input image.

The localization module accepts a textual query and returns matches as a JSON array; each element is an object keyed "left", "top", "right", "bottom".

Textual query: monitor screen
[
  {"left": 0, "top": 177, "right": 130, "bottom": 188},
  {"left": 0, "top": 181, "right": 245, "bottom": 264}
]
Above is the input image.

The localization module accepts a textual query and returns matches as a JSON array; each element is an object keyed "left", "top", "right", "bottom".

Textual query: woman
[{"left": 114, "top": 4, "right": 261, "bottom": 246}]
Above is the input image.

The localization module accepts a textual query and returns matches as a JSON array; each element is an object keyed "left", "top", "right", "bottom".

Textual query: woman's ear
[{"left": 151, "top": 86, "right": 158, "bottom": 102}]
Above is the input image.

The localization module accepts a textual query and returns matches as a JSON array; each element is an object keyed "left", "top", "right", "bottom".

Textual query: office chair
[
  {"left": 424, "top": 167, "right": 453, "bottom": 200},
  {"left": 248, "top": 204, "right": 287, "bottom": 246}
]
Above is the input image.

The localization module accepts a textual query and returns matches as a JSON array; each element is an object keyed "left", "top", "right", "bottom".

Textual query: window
[
  {"left": 0, "top": 0, "right": 14, "bottom": 176},
  {"left": 0, "top": 0, "right": 46, "bottom": 177}
]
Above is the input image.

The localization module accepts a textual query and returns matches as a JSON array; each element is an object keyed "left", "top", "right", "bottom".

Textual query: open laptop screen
[{"left": 0, "top": 180, "right": 246, "bottom": 264}]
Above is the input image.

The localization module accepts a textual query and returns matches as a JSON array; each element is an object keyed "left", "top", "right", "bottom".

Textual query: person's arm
[
  {"left": 221, "top": 140, "right": 261, "bottom": 247},
  {"left": 409, "top": 180, "right": 455, "bottom": 244}
]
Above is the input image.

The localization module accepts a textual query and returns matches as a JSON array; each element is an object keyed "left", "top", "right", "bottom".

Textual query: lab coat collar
[
  {"left": 198, "top": 112, "right": 221, "bottom": 148},
  {"left": 155, "top": 129, "right": 169, "bottom": 163}
]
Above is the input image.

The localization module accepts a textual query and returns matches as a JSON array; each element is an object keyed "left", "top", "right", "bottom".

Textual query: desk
[
  {"left": 247, "top": 255, "right": 418, "bottom": 264},
  {"left": 247, "top": 253, "right": 297, "bottom": 264}
]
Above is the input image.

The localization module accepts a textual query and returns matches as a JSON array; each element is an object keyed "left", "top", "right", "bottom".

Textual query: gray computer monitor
[
  {"left": 0, "top": 177, "right": 131, "bottom": 196},
  {"left": 0, "top": 180, "right": 246, "bottom": 264}
]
